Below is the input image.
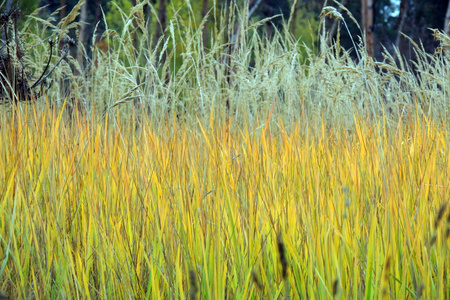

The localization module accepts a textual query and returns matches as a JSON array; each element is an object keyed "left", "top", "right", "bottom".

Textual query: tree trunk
[
  {"left": 361, "top": 0, "right": 374, "bottom": 57},
  {"left": 154, "top": 0, "right": 167, "bottom": 49},
  {"left": 2, "top": 0, "right": 13, "bottom": 47},
  {"left": 395, "top": 0, "right": 408, "bottom": 50},
  {"left": 201, "top": 0, "right": 209, "bottom": 47},
  {"left": 291, "top": 0, "right": 299, "bottom": 37},
  {"left": 60, "top": 0, "right": 66, "bottom": 20},
  {"left": 77, "top": 0, "right": 88, "bottom": 69},
  {"left": 95, "top": 0, "right": 101, "bottom": 42},
  {"left": 445, "top": 0, "right": 450, "bottom": 35},
  {"left": 361, "top": 0, "right": 367, "bottom": 42}
]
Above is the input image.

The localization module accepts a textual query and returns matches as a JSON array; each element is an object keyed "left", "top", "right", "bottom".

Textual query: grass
[
  {"left": 0, "top": 104, "right": 449, "bottom": 298},
  {"left": 9, "top": 0, "right": 449, "bottom": 128},
  {"left": 1, "top": 1, "right": 450, "bottom": 298}
]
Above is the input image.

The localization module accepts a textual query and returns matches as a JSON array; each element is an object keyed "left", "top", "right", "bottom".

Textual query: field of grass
[
  {"left": 0, "top": 105, "right": 449, "bottom": 299},
  {"left": 1, "top": 1, "right": 450, "bottom": 299}
]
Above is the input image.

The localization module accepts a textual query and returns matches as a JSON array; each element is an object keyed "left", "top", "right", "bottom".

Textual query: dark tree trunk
[
  {"left": 361, "top": 0, "right": 374, "bottom": 57},
  {"left": 154, "top": 0, "right": 167, "bottom": 49},
  {"left": 201, "top": 0, "right": 209, "bottom": 47},
  {"left": 291, "top": 0, "right": 299, "bottom": 37},
  {"left": 94, "top": 0, "right": 101, "bottom": 42},
  {"left": 395, "top": 0, "right": 408, "bottom": 50},
  {"left": 60, "top": 0, "right": 66, "bottom": 20}
]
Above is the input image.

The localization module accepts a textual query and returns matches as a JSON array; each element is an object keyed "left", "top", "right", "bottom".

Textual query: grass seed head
[
  {"left": 319, "top": 6, "right": 344, "bottom": 21},
  {"left": 277, "top": 234, "right": 288, "bottom": 280}
]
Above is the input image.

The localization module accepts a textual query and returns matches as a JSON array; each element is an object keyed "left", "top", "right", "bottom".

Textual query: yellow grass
[{"left": 0, "top": 105, "right": 449, "bottom": 299}]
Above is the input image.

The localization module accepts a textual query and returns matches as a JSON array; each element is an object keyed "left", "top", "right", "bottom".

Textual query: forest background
[{"left": 8, "top": 0, "right": 450, "bottom": 69}]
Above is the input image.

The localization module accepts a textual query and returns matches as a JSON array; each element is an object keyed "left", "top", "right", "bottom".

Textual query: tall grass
[
  {"left": 0, "top": 104, "right": 449, "bottom": 298},
  {"left": 1, "top": 1, "right": 450, "bottom": 298},
  {"left": 11, "top": 0, "right": 450, "bottom": 128}
]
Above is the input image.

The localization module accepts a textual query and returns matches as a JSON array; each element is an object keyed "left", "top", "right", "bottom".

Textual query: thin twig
[{"left": 30, "top": 39, "right": 54, "bottom": 89}]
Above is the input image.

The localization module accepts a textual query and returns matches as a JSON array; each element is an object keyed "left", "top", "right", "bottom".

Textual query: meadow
[
  {"left": 1, "top": 1, "right": 450, "bottom": 299},
  {"left": 1, "top": 104, "right": 449, "bottom": 299}
]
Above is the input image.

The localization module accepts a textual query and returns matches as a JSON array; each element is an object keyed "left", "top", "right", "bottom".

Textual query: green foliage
[
  {"left": 18, "top": 0, "right": 39, "bottom": 15},
  {"left": 105, "top": 0, "right": 134, "bottom": 32},
  {"left": 291, "top": 5, "right": 320, "bottom": 50}
]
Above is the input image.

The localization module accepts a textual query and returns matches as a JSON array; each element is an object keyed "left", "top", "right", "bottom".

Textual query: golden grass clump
[{"left": 0, "top": 104, "right": 449, "bottom": 298}]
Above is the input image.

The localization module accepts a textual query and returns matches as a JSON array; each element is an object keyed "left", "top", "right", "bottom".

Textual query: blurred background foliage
[{"left": 4, "top": 0, "right": 450, "bottom": 66}]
